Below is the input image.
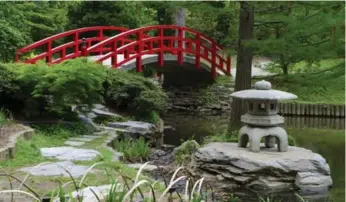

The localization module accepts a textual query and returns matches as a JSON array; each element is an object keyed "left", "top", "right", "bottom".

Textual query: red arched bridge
[{"left": 15, "top": 25, "right": 231, "bottom": 79}]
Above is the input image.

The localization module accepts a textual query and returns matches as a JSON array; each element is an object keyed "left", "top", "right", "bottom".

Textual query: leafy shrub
[
  {"left": 33, "top": 58, "right": 108, "bottom": 113},
  {"left": 112, "top": 137, "right": 151, "bottom": 161},
  {"left": 0, "top": 63, "right": 20, "bottom": 110},
  {"left": 1, "top": 58, "right": 167, "bottom": 121},
  {"left": 104, "top": 70, "right": 168, "bottom": 123},
  {"left": 3, "top": 62, "right": 49, "bottom": 117},
  {"left": 2, "top": 58, "right": 108, "bottom": 117}
]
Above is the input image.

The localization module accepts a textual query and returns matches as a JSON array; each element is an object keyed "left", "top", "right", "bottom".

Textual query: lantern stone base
[
  {"left": 238, "top": 125, "right": 288, "bottom": 152},
  {"left": 193, "top": 142, "right": 332, "bottom": 198}
]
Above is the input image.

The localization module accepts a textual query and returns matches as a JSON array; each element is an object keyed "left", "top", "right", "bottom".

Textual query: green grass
[
  {"left": 0, "top": 124, "right": 87, "bottom": 168},
  {"left": 256, "top": 61, "right": 345, "bottom": 104}
]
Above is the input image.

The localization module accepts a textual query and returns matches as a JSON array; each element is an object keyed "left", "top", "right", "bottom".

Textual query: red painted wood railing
[
  {"left": 85, "top": 25, "right": 231, "bottom": 78},
  {"left": 15, "top": 26, "right": 133, "bottom": 64},
  {"left": 16, "top": 25, "right": 231, "bottom": 78}
]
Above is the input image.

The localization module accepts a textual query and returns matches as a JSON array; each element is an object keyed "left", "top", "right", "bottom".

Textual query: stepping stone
[
  {"left": 64, "top": 140, "right": 85, "bottom": 146},
  {"left": 40, "top": 147, "right": 100, "bottom": 161},
  {"left": 19, "top": 161, "right": 91, "bottom": 177},
  {"left": 69, "top": 137, "right": 95, "bottom": 142},
  {"left": 93, "top": 131, "right": 109, "bottom": 136},
  {"left": 83, "top": 135, "right": 100, "bottom": 139}
]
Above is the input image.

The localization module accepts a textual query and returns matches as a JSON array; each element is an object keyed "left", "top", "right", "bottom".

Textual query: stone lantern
[{"left": 230, "top": 80, "right": 297, "bottom": 152}]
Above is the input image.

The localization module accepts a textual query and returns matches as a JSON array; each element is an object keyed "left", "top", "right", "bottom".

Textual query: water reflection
[{"left": 284, "top": 116, "right": 345, "bottom": 130}]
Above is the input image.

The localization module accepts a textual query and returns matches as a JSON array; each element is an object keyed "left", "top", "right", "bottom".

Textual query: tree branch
[{"left": 298, "top": 39, "right": 330, "bottom": 47}]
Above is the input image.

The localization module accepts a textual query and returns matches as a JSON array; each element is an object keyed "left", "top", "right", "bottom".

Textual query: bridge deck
[{"left": 88, "top": 54, "right": 274, "bottom": 78}]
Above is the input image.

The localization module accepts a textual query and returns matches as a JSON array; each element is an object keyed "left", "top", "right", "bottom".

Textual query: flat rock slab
[
  {"left": 108, "top": 121, "right": 156, "bottom": 135},
  {"left": 92, "top": 109, "right": 121, "bottom": 118},
  {"left": 41, "top": 147, "right": 100, "bottom": 161},
  {"left": 64, "top": 140, "right": 85, "bottom": 146},
  {"left": 195, "top": 142, "right": 332, "bottom": 194},
  {"left": 82, "top": 135, "right": 101, "bottom": 139},
  {"left": 69, "top": 137, "right": 96, "bottom": 142},
  {"left": 19, "top": 161, "right": 90, "bottom": 177}
]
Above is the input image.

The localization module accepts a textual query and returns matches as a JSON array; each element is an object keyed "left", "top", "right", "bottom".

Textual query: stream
[{"left": 163, "top": 112, "right": 345, "bottom": 202}]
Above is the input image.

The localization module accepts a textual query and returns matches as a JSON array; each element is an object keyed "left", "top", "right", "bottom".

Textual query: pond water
[{"left": 163, "top": 112, "right": 345, "bottom": 202}]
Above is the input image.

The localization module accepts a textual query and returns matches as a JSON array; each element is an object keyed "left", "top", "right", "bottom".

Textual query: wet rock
[
  {"left": 19, "top": 161, "right": 90, "bottom": 177},
  {"left": 92, "top": 109, "right": 121, "bottom": 118},
  {"left": 77, "top": 114, "right": 100, "bottom": 132},
  {"left": 40, "top": 147, "right": 100, "bottom": 161},
  {"left": 194, "top": 142, "right": 332, "bottom": 194}
]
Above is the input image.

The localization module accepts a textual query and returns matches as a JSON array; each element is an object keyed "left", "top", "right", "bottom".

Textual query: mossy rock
[{"left": 173, "top": 140, "right": 200, "bottom": 164}]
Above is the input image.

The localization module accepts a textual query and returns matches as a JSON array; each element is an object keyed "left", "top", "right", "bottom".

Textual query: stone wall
[
  {"left": 166, "top": 84, "right": 345, "bottom": 118},
  {"left": 166, "top": 83, "right": 234, "bottom": 115}
]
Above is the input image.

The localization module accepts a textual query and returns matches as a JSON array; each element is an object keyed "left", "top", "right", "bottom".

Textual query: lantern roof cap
[{"left": 230, "top": 80, "right": 298, "bottom": 101}]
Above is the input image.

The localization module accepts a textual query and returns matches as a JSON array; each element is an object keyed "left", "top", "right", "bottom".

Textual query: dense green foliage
[
  {"left": 104, "top": 70, "right": 168, "bottom": 122},
  {"left": 0, "top": 1, "right": 343, "bottom": 75},
  {"left": 251, "top": 1, "right": 345, "bottom": 74},
  {"left": 0, "top": 21, "right": 27, "bottom": 62},
  {"left": 0, "top": 59, "right": 168, "bottom": 121}
]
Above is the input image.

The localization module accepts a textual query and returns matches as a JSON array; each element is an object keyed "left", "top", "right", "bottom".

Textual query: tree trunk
[
  {"left": 174, "top": 7, "right": 186, "bottom": 48},
  {"left": 283, "top": 64, "right": 288, "bottom": 75},
  {"left": 228, "top": 2, "right": 254, "bottom": 134}
]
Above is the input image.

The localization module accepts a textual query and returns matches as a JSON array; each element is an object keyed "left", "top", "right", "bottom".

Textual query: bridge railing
[
  {"left": 15, "top": 26, "right": 134, "bottom": 64},
  {"left": 85, "top": 25, "right": 231, "bottom": 78}
]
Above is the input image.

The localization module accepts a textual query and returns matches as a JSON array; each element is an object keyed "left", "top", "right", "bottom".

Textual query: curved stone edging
[{"left": 0, "top": 125, "right": 34, "bottom": 160}]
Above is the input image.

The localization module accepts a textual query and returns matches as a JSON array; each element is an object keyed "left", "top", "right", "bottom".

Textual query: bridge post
[
  {"left": 81, "top": 38, "right": 88, "bottom": 56},
  {"left": 15, "top": 52, "right": 21, "bottom": 62},
  {"left": 45, "top": 41, "right": 52, "bottom": 64},
  {"left": 111, "top": 41, "right": 117, "bottom": 68},
  {"left": 195, "top": 33, "right": 201, "bottom": 69},
  {"left": 98, "top": 29, "right": 104, "bottom": 55},
  {"left": 177, "top": 28, "right": 183, "bottom": 66},
  {"left": 211, "top": 41, "right": 217, "bottom": 79},
  {"left": 158, "top": 27, "right": 164, "bottom": 67},
  {"left": 60, "top": 49, "right": 66, "bottom": 59},
  {"left": 227, "top": 56, "right": 231, "bottom": 75},
  {"left": 74, "top": 32, "right": 79, "bottom": 54},
  {"left": 136, "top": 31, "right": 143, "bottom": 72}
]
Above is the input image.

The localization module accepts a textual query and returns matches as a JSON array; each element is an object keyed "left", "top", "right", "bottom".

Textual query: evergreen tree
[{"left": 251, "top": 1, "right": 345, "bottom": 75}]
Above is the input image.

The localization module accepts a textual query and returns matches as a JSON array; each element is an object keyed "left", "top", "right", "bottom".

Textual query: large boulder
[{"left": 193, "top": 142, "right": 332, "bottom": 195}]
